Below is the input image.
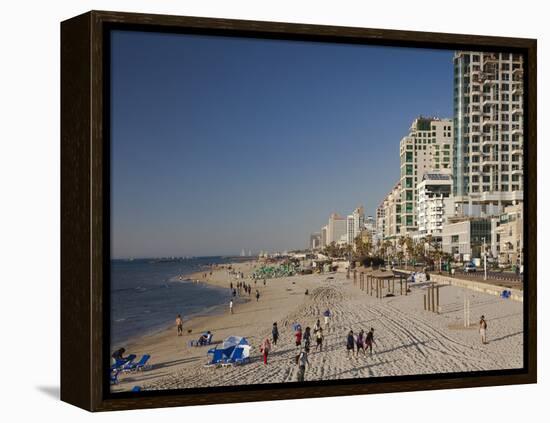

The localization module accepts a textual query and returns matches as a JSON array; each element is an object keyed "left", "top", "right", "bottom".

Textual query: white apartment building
[
  {"left": 416, "top": 172, "right": 454, "bottom": 241},
  {"left": 346, "top": 215, "right": 355, "bottom": 245},
  {"left": 453, "top": 51, "right": 524, "bottom": 216},
  {"left": 399, "top": 117, "right": 453, "bottom": 234},
  {"left": 320, "top": 225, "right": 328, "bottom": 248},
  {"left": 364, "top": 215, "right": 376, "bottom": 240},
  {"left": 382, "top": 182, "right": 402, "bottom": 240},
  {"left": 442, "top": 218, "right": 492, "bottom": 259},
  {"left": 375, "top": 205, "right": 385, "bottom": 244},
  {"left": 309, "top": 233, "right": 321, "bottom": 250},
  {"left": 326, "top": 213, "right": 347, "bottom": 245},
  {"left": 493, "top": 203, "right": 523, "bottom": 265},
  {"left": 347, "top": 206, "right": 365, "bottom": 245}
]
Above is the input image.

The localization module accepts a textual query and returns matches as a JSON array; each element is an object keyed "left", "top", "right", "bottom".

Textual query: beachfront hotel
[
  {"left": 320, "top": 225, "right": 328, "bottom": 248},
  {"left": 375, "top": 205, "right": 386, "bottom": 244},
  {"left": 399, "top": 117, "right": 454, "bottom": 235},
  {"left": 347, "top": 206, "right": 365, "bottom": 245},
  {"left": 452, "top": 51, "right": 524, "bottom": 217},
  {"left": 309, "top": 233, "right": 322, "bottom": 250},
  {"left": 326, "top": 213, "right": 347, "bottom": 245},
  {"left": 380, "top": 181, "right": 402, "bottom": 241},
  {"left": 416, "top": 171, "right": 454, "bottom": 242}
]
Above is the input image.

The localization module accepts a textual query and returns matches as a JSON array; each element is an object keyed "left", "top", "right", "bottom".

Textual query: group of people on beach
[
  {"left": 257, "top": 309, "right": 332, "bottom": 382},
  {"left": 346, "top": 328, "right": 376, "bottom": 357}
]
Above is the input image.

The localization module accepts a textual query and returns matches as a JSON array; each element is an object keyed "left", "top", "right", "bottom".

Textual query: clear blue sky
[{"left": 110, "top": 30, "right": 453, "bottom": 258}]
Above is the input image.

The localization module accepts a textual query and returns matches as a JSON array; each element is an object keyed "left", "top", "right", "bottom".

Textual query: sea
[{"left": 110, "top": 256, "right": 238, "bottom": 347}]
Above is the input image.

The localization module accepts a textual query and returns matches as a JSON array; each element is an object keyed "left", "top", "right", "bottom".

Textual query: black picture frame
[{"left": 61, "top": 10, "right": 537, "bottom": 411}]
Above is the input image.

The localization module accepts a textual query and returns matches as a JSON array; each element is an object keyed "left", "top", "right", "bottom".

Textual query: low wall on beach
[{"left": 419, "top": 272, "right": 523, "bottom": 303}]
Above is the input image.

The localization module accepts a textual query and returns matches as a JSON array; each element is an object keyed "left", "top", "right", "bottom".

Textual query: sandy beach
[{"left": 111, "top": 260, "right": 523, "bottom": 392}]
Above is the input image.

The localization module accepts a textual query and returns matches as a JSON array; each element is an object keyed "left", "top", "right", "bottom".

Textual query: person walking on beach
[
  {"left": 296, "top": 347, "right": 310, "bottom": 382},
  {"left": 479, "top": 315, "right": 488, "bottom": 344},
  {"left": 313, "top": 319, "right": 322, "bottom": 336},
  {"left": 365, "top": 328, "right": 376, "bottom": 355},
  {"left": 260, "top": 337, "right": 272, "bottom": 365},
  {"left": 272, "top": 322, "right": 279, "bottom": 346},
  {"left": 315, "top": 327, "right": 324, "bottom": 352},
  {"left": 355, "top": 329, "right": 365, "bottom": 356},
  {"left": 346, "top": 330, "right": 355, "bottom": 357},
  {"left": 232, "top": 288, "right": 237, "bottom": 298},
  {"left": 229, "top": 299, "right": 234, "bottom": 314},
  {"left": 256, "top": 290, "right": 260, "bottom": 302},
  {"left": 323, "top": 309, "right": 331, "bottom": 332},
  {"left": 295, "top": 326, "right": 303, "bottom": 348},
  {"left": 263, "top": 278, "right": 266, "bottom": 286},
  {"left": 175, "top": 314, "right": 184, "bottom": 336},
  {"left": 303, "top": 326, "right": 312, "bottom": 350}
]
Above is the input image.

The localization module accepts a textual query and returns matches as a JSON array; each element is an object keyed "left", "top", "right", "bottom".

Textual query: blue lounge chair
[
  {"left": 110, "top": 370, "right": 119, "bottom": 385},
  {"left": 111, "top": 354, "right": 136, "bottom": 372},
  {"left": 111, "top": 354, "right": 136, "bottom": 371},
  {"left": 190, "top": 332, "right": 214, "bottom": 347},
  {"left": 124, "top": 354, "right": 151, "bottom": 372}
]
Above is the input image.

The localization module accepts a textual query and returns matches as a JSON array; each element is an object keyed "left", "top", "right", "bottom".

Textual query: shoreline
[{"left": 113, "top": 258, "right": 255, "bottom": 348}]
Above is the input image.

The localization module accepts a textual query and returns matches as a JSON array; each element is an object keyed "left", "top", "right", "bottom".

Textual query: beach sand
[{"left": 112, "top": 261, "right": 523, "bottom": 392}]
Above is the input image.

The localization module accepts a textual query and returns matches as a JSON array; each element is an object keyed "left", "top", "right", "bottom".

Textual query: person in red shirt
[
  {"left": 260, "top": 338, "right": 272, "bottom": 365},
  {"left": 295, "top": 327, "right": 303, "bottom": 347}
]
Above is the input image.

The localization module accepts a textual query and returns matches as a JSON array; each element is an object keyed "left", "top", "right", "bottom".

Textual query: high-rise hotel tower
[{"left": 453, "top": 51, "right": 524, "bottom": 216}]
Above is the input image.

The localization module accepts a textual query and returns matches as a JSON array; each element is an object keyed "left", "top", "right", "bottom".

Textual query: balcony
[
  {"left": 482, "top": 76, "right": 497, "bottom": 86},
  {"left": 483, "top": 54, "right": 498, "bottom": 64},
  {"left": 511, "top": 125, "right": 523, "bottom": 135},
  {"left": 511, "top": 146, "right": 523, "bottom": 155},
  {"left": 512, "top": 67, "right": 523, "bottom": 77},
  {"left": 511, "top": 105, "right": 523, "bottom": 115},
  {"left": 470, "top": 128, "right": 482, "bottom": 136},
  {"left": 512, "top": 84, "right": 523, "bottom": 95},
  {"left": 481, "top": 155, "right": 499, "bottom": 165},
  {"left": 481, "top": 117, "right": 498, "bottom": 127},
  {"left": 482, "top": 96, "right": 497, "bottom": 107},
  {"left": 481, "top": 138, "right": 498, "bottom": 147}
]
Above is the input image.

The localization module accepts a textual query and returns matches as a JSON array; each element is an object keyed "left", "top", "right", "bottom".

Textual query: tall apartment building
[
  {"left": 309, "top": 233, "right": 321, "bottom": 250},
  {"left": 347, "top": 206, "right": 365, "bottom": 244},
  {"left": 364, "top": 215, "right": 376, "bottom": 240},
  {"left": 326, "top": 213, "right": 347, "bottom": 245},
  {"left": 320, "top": 225, "right": 328, "bottom": 248},
  {"left": 416, "top": 172, "right": 454, "bottom": 241},
  {"left": 453, "top": 51, "right": 524, "bottom": 216},
  {"left": 399, "top": 117, "right": 453, "bottom": 234},
  {"left": 375, "top": 205, "right": 385, "bottom": 244},
  {"left": 382, "top": 182, "right": 402, "bottom": 240}
]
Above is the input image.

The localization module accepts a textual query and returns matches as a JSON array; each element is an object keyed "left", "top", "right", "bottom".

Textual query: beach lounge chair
[
  {"left": 124, "top": 354, "right": 151, "bottom": 372},
  {"left": 189, "top": 332, "right": 214, "bottom": 347},
  {"left": 110, "top": 354, "right": 136, "bottom": 371},
  {"left": 110, "top": 370, "right": 119, "bottom": 385},
  {"left": 206, "top": 348, "right": 228, "bottom": 366}
]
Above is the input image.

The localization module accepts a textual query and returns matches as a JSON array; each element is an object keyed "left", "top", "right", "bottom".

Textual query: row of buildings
[{"left": 311, "top": 51, "right": 524, "bottom": 267}]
